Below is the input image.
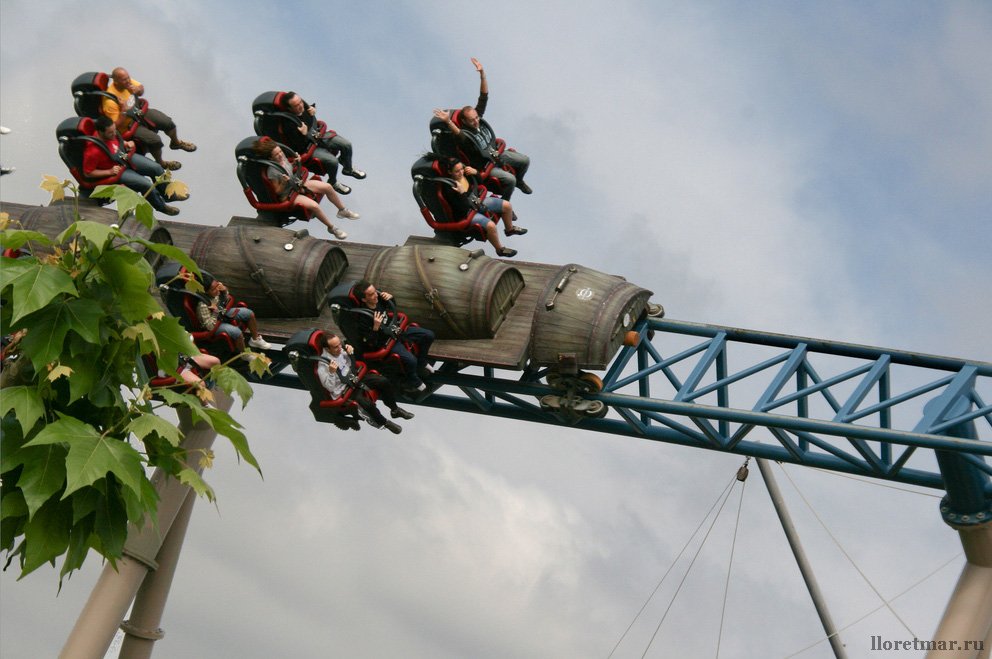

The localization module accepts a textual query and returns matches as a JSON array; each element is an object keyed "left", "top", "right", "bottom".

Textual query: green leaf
[
  {"left": 14, "top": 444, "right": 67, "bottom": 519},
  {"left": 0, "top": 386, "right": 46, "bottom": 435},
  {"left": 25, "top": 417, "right": 145, "bottom": 499},
  {"left": 0, "top": 259, "right": 78, "bottom": 324},
  {"left": 17, "top": 297, "right": 105, "bottom": 372},
  {"left": 201, "top": 407, "right": 260, "bottom": 474},
  {"left": 0, "top": 229, "right": 53, "bottom": 251},
  {"left": 91, "top": 185, "right": 151, "bottom": 226},
  {"left": 21, "top": 497, "right": 71, "bottom": 576},
  {"left": 177, "top": 468, "right": 215, "bottom": 502},
  {"left": 1, "top": 489, "right": 28, "bottom": 524},
  {"left": 127, "top": 413, "right": 183, "bottom": 447},
  {"left": 59, "top": 220, "right": 117, "bottom": 251},
  {"left": 95, "top": 250, "right": 160, "bottom": 322},
  {"left": 210, "top": 365, "right": 254, "bottom": 408},
  {"left": 131, "top": 240, "right": 201, "bottom": 277},
  {"left": 93, "top": 479, "right": 127, "bottom": 559}
]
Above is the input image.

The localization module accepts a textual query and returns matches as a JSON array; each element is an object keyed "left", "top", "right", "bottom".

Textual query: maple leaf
[
  {"left": 164, "top": 179, "right": 189, "bottom": 200},
  {"left": 46, "top": 364, "right": 73, "bottom": 382},
  {"left": 39, "top": 175, "right": 68, "bottom": 202}
]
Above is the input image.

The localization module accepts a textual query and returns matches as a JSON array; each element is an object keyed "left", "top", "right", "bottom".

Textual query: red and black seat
[
  {"left": 411, "top": 155, "right": 492, "bottom": 247},
  {"left": 252, "top": 91, "right": 337, "bottom": 177},
  {"left": 429, "top": 110, "right": 514, "bottom": 196},
  {"left": 71, "top": 71, "right": 145, "bottom": 141},
  {"left": 155, "top": 262, "right": 242, "bottom": 359},
  {"left": 56, "top": 116, "right": 134, "bottom": 197},
  {"left": 284, "top": 328, "right": 376, "bottom": 428},
  {"left": 234, "top": 135, "right": 323, "bottom": 226},
  {"left": 326, "top": 282, "right": 418, "bottom": 382}
]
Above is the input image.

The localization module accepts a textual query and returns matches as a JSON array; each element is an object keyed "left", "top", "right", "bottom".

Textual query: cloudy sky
[{"left": 1, "top": 1, "right": 990, "bottom": 658}]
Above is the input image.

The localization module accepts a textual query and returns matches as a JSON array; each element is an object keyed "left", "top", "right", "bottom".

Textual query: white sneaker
[
  {"left": 336, "top": 208, "right": 360, "bottom": 220},
  {"left": 248, "top": 337, "right": 272, "bottom": 350},
  {"left": 0, "top": 126, "right": 10, "bottom": 135},
  {"left": 329, "top": 225, "right": 348, "bottom": 240}
]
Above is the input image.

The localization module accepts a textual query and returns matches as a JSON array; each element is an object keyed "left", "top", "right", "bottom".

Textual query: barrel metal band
[
  {"left": 235, "top": 228, "right": 294, "bottom": 317},
  {"left": 412, "top": 245, "right": 468, "bottom": 338}
]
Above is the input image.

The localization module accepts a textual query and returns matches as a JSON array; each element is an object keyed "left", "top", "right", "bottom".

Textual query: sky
[{"left": 1, "top": 1, "right": 991, "bottom": 658}]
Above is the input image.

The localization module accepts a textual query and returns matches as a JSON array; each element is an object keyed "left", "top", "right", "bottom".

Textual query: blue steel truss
[{"left": 263, "top": 317, "right": 992, "bottom": 491}]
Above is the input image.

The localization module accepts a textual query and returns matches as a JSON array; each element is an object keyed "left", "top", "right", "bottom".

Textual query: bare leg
[
  {"left": 500, "top": 200, "right": 515, "bottom": 230},
  {"left": 295, "top": 196, "right": 336, "bottom": 231},
  {"left": 305, "top": 179, "right": 346, "bottom": 211},
  {"left": 484, "top": 221, "right": 506, "bottom": 251}
]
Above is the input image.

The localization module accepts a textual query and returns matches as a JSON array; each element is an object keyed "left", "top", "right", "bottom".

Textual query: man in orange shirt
[{"left": 102, "top": 67, "right": 197, "bottom": 171}]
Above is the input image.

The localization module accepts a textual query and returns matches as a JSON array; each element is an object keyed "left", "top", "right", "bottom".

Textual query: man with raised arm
[{"left": 433, "top": 57, "right": 532, "bottom": 198}]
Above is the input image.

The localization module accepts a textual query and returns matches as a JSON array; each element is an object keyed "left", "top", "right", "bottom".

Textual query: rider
[
  {"left": 278, "top": 92, "right": 365, "bottom": 196},
  {"left": 350, "top": 280, "right": 435, "bottom": 393},
  {"left": 82, "top": 116, "right": 185, "bottom": 215},
  {"left": 433, "top": 58, "right": 532, "bottom": 198},
  {"left": 436, "top": 156, "right": 526, "bottom": 257},
  {"left": 101, "top": 67, "right": 196, "bottom": 171},
  {"left": 250, "top": 137, "right": 359, "bottom": 239},
  {"left": 316, "top": 332, "right": 415, "bottom": 434},
  {"left": 194, "top": 275, "right": 272, "bottom": 357}
]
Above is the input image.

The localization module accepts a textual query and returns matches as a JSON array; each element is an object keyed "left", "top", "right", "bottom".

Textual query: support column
[
  {"left": 60, "top": 393, "right": 232, "bottom": 659},
  {"left": 926, "top": 388, "right": 992, "bottom": 659},
  {"left": 118, "top": 488, "right": 197, "bottom": 659}
]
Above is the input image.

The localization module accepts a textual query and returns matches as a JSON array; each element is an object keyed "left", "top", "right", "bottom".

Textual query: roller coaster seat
[
  {"left": 326, "top": 282, "right": 416, "bottom": 378},
  {"left": 155, "top": 263, "right": 241, "bottom": 358},
  {"left": 235, "top": 135, "right": 323, "bottom": 226},
  {"left": 410, "top": 155, "right": 491, "bottom": 247},
  {"left": 284, "top": 328, "right": 377, "bottom": 426},
  {"left": 71, "top": 71, "right": 144, "bottom": 140},
  {"left": 251, "top": 91, "right": 336, "bottom": 176},
  {"left": 56, "top": 116, "right": 133, "bottom": 194},
  {"left": 429, "top": 109, "right": 511, "bottom": 190},
  {"left": 140, "top": 352, "right": 211, "bottom": 392}
]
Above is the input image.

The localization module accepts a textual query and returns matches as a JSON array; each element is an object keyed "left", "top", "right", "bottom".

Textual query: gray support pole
[
  {"left": 60, "top": 393, "right": 232, "bottom": 659},
  {"left": 757, "top": 458, "right": 848, "bottom": 658},
  {"left": 118, "top": 488, "right": 197, "bottom": 659}
]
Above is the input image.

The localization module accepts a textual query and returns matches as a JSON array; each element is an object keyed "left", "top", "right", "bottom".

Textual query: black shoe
[
  {"left": 516, "top": 180, "right": 533, "bottom": 195},
  {"left": 160, "top": 205, "right": 180, "bottom": 216},
  {"left": 496, "top": 247, "right": 517, "bottom": 258},
  {"left": 356, "top": 406, "right": 382, "bottom": 429},
  {"left": 384, "top": 420, "right": 402, "bottom": 435},
  {"left": 391, "top": 407, "right": 415, "bottom": 420},
  {"left": 504, "top": 226, "right": 528, "bottom": 236}
]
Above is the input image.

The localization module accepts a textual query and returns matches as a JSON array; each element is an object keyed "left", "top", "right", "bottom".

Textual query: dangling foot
[
  {"left": 390, "top": 407, "right": 415, "bottom": 420},
  {"left": 170, "top": 140, "right": 197, "bottom": 152},
  {"left": 328, "top": 225, "right": 348, "bottom": 240},
  {"left": 341, "top": 168, "right": 366, "bottom": 179},
  {"left": 384, "top": 420, "right": 403, "bottom": 434},
  {"left": 160, "top": 205, "right": 180, "bottom": 216},
  {"left": 248, "top": 336, "right": 272, "bottom": 350},
  {"left": 504, "top": 226, "right": 528, "bottom": 236},
  {"left": 161, "top": 160, "right": 182, "bottom": 171},
  {"left": 336, "top": 208, "right": 360, "bottom": 220},
  {"left": 496, "top": 246, "right": 517, "bottom": 258},
  {"left": 516, "top": 180, "right": 533, "bottom": 195},
  {"left": 332, "top": 181, "right": 351, "bottom": 195}
]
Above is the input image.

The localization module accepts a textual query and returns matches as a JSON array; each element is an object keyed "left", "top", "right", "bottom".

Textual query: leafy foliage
[{"left": 1, "top": 181, "right": 263, "bottom": 582}]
